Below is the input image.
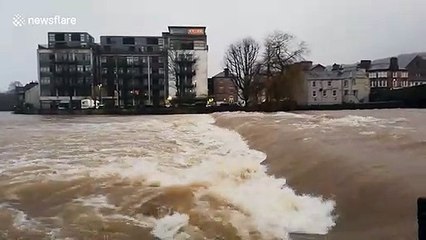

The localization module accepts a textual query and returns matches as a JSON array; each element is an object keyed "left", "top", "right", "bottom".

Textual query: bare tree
[
  {"left": 8, "top": 81, "right": 23, "bottom": 93},
  {"left": 168, "top": 50, "right": 198, "bottom": 104},
  {"left": 224, "top": 37, "right": 260, "bottom": 106},
  {"left": 262, "top": 31, "right": 308, "bottom": 103},
  {"left": 263, "top": 31, "right": 308, "bottom": 73}
]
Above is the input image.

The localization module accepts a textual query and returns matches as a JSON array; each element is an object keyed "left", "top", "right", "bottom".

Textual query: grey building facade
[
  {"left": 37, "top": 26, "right": 208, "bottom": 109},
  {"left": 99, "top": 35, "right": 167, "bottom": 107},
  {"left": 38, "top": 32, "right": 99, "bottom": 110}
]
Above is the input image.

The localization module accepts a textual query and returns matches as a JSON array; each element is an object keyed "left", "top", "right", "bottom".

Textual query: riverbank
[
  {"left": 214, "top": 110, "right": 426, "bottom": 240},
  {"left": 13, "top": 100, "right": 420, "bottom": 115}
]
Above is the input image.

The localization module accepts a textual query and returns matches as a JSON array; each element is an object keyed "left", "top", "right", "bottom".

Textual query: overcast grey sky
[{"left": 1, "top": 0, "right": 425, "bottom": 91}]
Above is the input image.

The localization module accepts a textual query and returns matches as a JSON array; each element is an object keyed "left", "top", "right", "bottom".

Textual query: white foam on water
[
  {"left": 151, "top": 213, "right": 190, "bottom": 240},
  {"left": 359, "top": 131, "right": 376, "bottom": 136},
  {"left": 73, "top": 195, "right": 117, "bottom": 210},
  {"left": 4, "top": 206, "right": 42, "bottom": 231},
  {"left": 0, "top": 114, "right": 336, "bottom": 239},
  {"left": 107, "top": 214, "right": 153, "bottom": 228}
]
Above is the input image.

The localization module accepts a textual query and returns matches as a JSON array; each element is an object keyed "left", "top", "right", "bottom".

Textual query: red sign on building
[{"left": 187, "top": 28, "right": 204, "bottom": 35}]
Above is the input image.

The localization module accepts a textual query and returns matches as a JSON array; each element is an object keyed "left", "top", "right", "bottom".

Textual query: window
[
  {"left": 353, "top": 90, "right": 358, "bottom": 97},
  {"left": 393, "top": 72, "right": 398, "bottom": 78},
  {"left": 77, "top": 65, "right": 84, "bottom": 72},
  {"left": 55, "top": 65, "right": 62, "bottom": 72},
  {"left": 84, "top": 54, "right": 91, "bottom": 61},
  {"left": 102, "top": 68, "right": 108, "bottom": 74},
  {"left": 159, "top": 68, "right": 165, "bottom": 75},
  {"left": 40, "top": 77, "right": 50, "bottom": 85},
  {"left": 106, "top": 37, "right": 112, "bottom": 44},
  {"left": 312, "top": 81, "right": 316, "bottom": 87},
  {"left": 344, "top": 80, "right": 348, "bottom": 87},
  {"left": 151, "top": 56, "right": 159, "bottom": 63},
  {"left": 101, "top": 57, "right": 107, "bottom": 63},
  {"left": 142, "top": 57, "right": 147, "bottom": 63},
  {"left": 383, "top": 81, "right": 388, "bottom": 87},
  {"left": 333, "top": 90, "right": 337, "bottom": 96},
  {"left": 127, "top": 57, "right": 134, "bottom": 65},
  {"left": 344, "top": 90, "right": 349, "bottom": 95},
  {"left": 158, "top": 57, "right": 164, "bottom": 64},
  {"left": 68, "top": 53, "right": 75, "bottom": 61},
  {"left": 352, "top": 79, "right": 356, "bottom": 85},
  {"left": 312, "top": 91, "right": 316, "bottom": 97},
  {"left": 327, "top": 81, "right": 331, "bottom": 86},
  {"left": 55, "top": 33, "right": 65, "bottom": 41},
  {"left": 369, "top": 72, "right": 376, "bottom": 79},
  {"left": 181, "top": 42, "right": 194, "bottom": 50},
  {"left": 80, "top": 34, "right": 85, "bottom": 42},
  {"left": 323, "top": 90, "right": 327, "bottom": 97},
  {"left": 147, "top": 38, "right": 159, "bottom": 45},
  {"left": 84, "top": 65, "right": 90, "bottom": 72},
  {"left": 122, "top": 37, "right": 135, "bottom": 45},
  {"left": 49, "top": 34, "right": 55, "bottom": 42},
  {"left": 40, "top": 67, "right": 50, "bottom": 73},
  {"left": 71, "top": 33, "right": 80, "bottom": 41}
]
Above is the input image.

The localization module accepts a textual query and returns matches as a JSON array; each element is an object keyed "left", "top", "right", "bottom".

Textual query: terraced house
[{"left": 300, "top": 62, "right": 370, "bottom": 106}]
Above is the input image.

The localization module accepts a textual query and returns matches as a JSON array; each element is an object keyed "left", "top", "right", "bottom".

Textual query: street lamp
[{"left": 95, "top": 84, "right": 102, "bottom": 109}]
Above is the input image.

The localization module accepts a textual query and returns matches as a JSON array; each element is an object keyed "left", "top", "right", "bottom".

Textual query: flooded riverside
[
  {"left": 0, "top": 112, "right": 334, "bottom": 240},
  {"left": 215, "top": 109, "right": 426, "bottom": 240},
  {"left": 1, "top": 109, "right": 424, "bottom": 239}
]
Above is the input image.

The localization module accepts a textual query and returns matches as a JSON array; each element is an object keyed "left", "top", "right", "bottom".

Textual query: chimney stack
[
  {"left": 332, "top": 63, "right": 341, "bottom": 71},
  {"left": 299, "top": 61, "right": 313, "bottom": 71},
  {"left": 358, "top": 60, "right": 372, "bottom": 70},
  {"left": 224, "top": 68, "right": 230, "bottom": 77},
  {"left": 390, "top": 57, "right": 399, "bottom": 71}
]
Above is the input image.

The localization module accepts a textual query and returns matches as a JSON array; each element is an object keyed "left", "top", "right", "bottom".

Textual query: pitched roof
[
  {"left": 306, "top": 67, "right": 366, "bottom": 81},
  {"left": 370, "top": 52, "right": 426, "bottom": 70},
  {"left": 211, "top": 70, "right": 234, "bottom": 78}
]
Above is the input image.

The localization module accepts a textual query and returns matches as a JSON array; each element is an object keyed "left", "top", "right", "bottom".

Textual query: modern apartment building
[
  {"left": 99, "top": 35, "right": 167, "bottom": 107},
  {"left": 37, "top": 32, "right": 98, "bottom": 110},
  {"left": 163, "top": 26, "right": 208, "bottom": 101},
  {"left": 37, "top": 26, "right": 209, "bottom": 109}
]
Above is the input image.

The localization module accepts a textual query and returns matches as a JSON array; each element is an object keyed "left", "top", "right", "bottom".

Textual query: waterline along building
[{"left": 37, "top": 26, "right": 208, "bottom": 110}]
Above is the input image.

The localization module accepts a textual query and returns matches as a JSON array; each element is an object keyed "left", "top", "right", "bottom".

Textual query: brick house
[{"left": 208, "top": 68, "right": 238, "bottom": 105}]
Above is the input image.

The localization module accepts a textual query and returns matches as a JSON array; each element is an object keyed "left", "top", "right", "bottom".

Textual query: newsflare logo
[
  {"left": 12, "top": 14, "right": 26, "bottom": 27},
  {"left": 12, "top": 14, "right": 77, "bottom": 27}
]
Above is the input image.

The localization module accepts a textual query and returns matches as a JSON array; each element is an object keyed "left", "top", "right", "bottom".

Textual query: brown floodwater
[
  {"left": 1, "top": 109, "right": 424, "bottom": 240},
  {"left": 215, "top": 109, "right": 426, "bottom": 240},
  {"left": 0, "top": 112, "right": 336, "bottom": 240}
]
